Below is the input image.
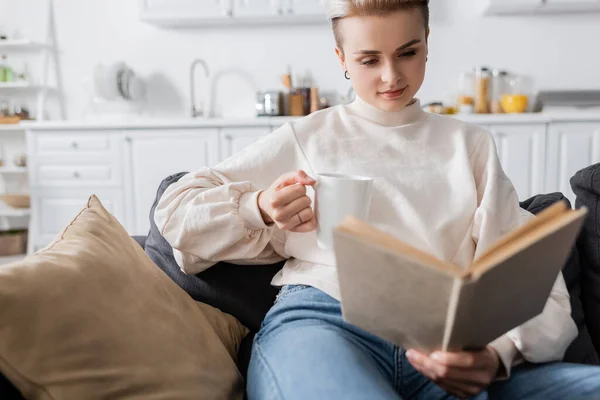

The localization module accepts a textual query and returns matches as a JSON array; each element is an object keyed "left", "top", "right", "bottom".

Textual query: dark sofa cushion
[
  {"left": 520, "top": 193, "right": 599, "bottom": 365},
  {"left": 571, "top": 164, "right": 600, "bottom": 356},
  {"left": 144, "top": 172, "right": 284, "bottom": 333}
]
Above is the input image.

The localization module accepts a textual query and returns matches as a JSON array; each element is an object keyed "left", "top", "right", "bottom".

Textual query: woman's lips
[{"left": 379, "top": 87, "right": 407, "bottom": 100}]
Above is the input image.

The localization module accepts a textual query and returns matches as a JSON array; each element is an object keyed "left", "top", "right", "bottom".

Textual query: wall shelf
[
  {"left": 0, "top": 82, "right": 57, "bottom": 91},
  {"left": 0, "top": 206, "right": 30, "bottom": 218},
  {"left": 0, "top": 40, "right": 48, "bottom": 51},
  {"left": 0, "top": 167, "right": 28, "bottom": 174},
  {"left": 0, "top": 125, "right": 26, "bottom": 132}
]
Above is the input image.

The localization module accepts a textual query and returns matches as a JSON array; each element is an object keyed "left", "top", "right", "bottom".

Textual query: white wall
[{"left": 1, "top": 0, "right": 599, "bottom": 120}]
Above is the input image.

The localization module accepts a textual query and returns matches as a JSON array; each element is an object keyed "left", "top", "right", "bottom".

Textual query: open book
[{"left": 332, "top": 201, "right": 587, "bottom": 353}]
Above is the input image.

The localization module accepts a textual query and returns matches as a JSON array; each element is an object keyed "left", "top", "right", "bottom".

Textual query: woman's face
[{"left": 336, "top": 9, "right": 428, "bottom": 112}]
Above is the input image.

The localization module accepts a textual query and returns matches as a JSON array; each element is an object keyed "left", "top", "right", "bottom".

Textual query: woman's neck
[{"left": 347, "top": 95, "right": 426, "bottom": 127}]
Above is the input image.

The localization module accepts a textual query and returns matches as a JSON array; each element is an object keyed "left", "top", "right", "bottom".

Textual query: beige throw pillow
[{"left": 0, "top": 195, "right": 248, "bottom": 400}]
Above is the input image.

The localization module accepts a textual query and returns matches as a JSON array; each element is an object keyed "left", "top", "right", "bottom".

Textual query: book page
[
  {"left": 337, "top": 217, "right": 465, "bottom": 277},
  {"left": 333, "top": 229, "right": 458, "bottom": 352}
]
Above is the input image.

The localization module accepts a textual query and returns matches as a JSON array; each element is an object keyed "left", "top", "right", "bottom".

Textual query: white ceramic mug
[{"left": 315, "top": 173, "right": 373, "bottom": 249}]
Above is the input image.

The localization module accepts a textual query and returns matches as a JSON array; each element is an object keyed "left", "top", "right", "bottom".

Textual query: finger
[
  {"left": 281, "top": 207, "right": 315, "bottom": 231},
  {"left": 438, "top": 381, "right": 483, "bottom": 399},
  {"left": 290, "top": 214, "right": 318, "bottom": 233},
  {"left": 407, "top": 350, "right": 445, "bottom": 380},
  {"left": 272, "top": 196, "right": 312, "bottom": 222},
  {"left": 406, "top": 352, "right": 437, "bottom": 381},
  {"left": 423, "top": 356, "right": 486, "bottom": 384},
  {"left": 430, "top": 350, "right": 483, "bottom": 369},
  {"left": 275, "top": 170, "right": 316, "bottom": 190},
  {"left": 271, "top": 184, "right": 307, "bottom": 208},
  {"left": 407, "top": 351, "right": 486, "bottom": 397}
]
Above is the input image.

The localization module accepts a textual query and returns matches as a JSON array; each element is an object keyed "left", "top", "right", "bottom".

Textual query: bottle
[
  {"left": 491, "top": 69, "right": 509, "bottom": 114},
  {"left": 474, "top": 66, "right": 491, "bottom": 114},
  {"left": 0, "top": 55, "right": 6, "bottom": 83},
  {"left": 0, "top": 54, "right": 13, "bottom": 82},
  {"left": 457, "top": 71, "right": 475, "bottom": 114},
  {"left": 17, "top": 63, "right": 30, "bottom": 83}
]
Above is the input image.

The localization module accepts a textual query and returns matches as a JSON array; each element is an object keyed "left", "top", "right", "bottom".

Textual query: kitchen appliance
[{"left": 256, "top": 91, "right": 283, "bottom": 116}]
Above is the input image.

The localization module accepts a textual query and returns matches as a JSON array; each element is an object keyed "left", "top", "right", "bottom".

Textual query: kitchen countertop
[{"left": 17, "top": 109, "right": 600, "bottom": 130}]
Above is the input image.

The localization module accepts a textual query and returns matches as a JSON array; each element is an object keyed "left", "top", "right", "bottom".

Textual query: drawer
[
  {"left": 37, "top": 164, "right": 119, "bottom": 185},
  {"left": 28, "top": 132, "right": 121, "bottom": 164},
  {"left": 35, "top": 134, "right": 112, "bottom": 154}
]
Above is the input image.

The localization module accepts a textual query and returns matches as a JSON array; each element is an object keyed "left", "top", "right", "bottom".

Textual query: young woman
[{"left": 155, "top": 1, "right": 600, "bottom": 398}]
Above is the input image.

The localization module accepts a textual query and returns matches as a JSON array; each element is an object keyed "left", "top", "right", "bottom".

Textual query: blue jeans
[{"left": 247, "top": 285, "right": 600, "bottom": 400}]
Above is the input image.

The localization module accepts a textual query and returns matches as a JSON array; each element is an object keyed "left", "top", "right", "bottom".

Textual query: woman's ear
[{"left": 335, "top": 47, "right": 346, "bottom": 71}]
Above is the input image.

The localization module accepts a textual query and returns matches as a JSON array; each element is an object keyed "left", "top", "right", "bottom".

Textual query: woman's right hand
[{"left": 257, "top": 170, "right": 317, "bottom": 233}]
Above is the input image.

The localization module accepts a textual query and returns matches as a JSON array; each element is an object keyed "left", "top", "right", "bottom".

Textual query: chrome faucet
[{"left": 190, "top": 58, "right": 210, "bottom": 118}]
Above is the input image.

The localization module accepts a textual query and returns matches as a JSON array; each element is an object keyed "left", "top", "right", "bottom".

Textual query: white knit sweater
[{"left": 155, "top": 96, "right": 577, "bottom": 377}]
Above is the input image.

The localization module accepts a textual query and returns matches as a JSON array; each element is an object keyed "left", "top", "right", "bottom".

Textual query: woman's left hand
[{"left": 406, "top": 346, "right": 501, "bottom": 399}]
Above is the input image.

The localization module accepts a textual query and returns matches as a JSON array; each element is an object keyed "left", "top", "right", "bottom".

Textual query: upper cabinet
[
  {"left": 285, "top": 0, "right": 327, "bottom": 16},
  {"left": 234, "top": 0, "right": 282, "bottom": 18},
  {"left": 140, "top": 0, "right": 233, "bottom": 21},
  {"left": 485, "top": 0, "right": 600, "bottom": 15},
  {"left": 140, "top": 0, "right": 327, "bottom": 28}
]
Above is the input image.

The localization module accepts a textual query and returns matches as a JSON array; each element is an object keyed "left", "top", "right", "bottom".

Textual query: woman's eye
[
  {"left": 399, "top": 50, "right": 417, "bottom": 58},
  {"left": 361, "top": 59, "right": 378, "bottom": 66}
]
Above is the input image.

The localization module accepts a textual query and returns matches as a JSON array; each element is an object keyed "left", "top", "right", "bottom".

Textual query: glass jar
[
  {"left": 457, "top": 71, "right": 475, "bottom": 114},
  {"left": 474, "top": 67, "right": 491, "bottom": 114},
  {"left": 501, "top": 74, "right": 533, "bottom": 114},
  {"left": 491, "top": 70, "right": 509, "bottom": 114}
]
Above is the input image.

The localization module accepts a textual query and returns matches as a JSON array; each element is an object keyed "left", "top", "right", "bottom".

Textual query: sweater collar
[{"left": 347, "top": 95, "right": 427, "bottom": 127}]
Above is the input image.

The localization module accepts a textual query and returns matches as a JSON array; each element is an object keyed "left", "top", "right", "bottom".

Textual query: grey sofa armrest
[{"left": 132, "top": 235, "right": 147, "bottom": 249}]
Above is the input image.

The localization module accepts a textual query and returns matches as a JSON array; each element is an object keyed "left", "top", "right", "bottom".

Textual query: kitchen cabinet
[
  {"left": 24, "top": 114, "right": 600, "bottom": 252},
  {"left": 234, "top": 0, "right": 282, "bottom": 17},
  {"left": 123, "top": 130, "right": 220, "bottom": 235},
  {"left": 140, "top": 0, "right": 233, "bottom": 19},
  {"left": 139, "top": 0, "right": 325, "bottom": 27},
  {"left": 285, "top": 0, "right": 326, "bottom": 16},
  {"left": 220, "top": 127, "right": 270, "bottom": 161},
  {"left": 30, "top": 187, "right": 125, "bottom": 252},
  {"left": 546, "top": 123, "right": 600, "bottom": 206},
  {"left": 488, "top": 124, "right": 547, "bottom": 202}
]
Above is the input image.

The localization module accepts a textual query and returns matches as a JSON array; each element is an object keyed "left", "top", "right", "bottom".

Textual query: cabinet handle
[
  {"left": 73, "top": 171, "right": 80, "bottom": 179},
  {"left": 71, "top": 141, "right": 79, "bottom": 149}
]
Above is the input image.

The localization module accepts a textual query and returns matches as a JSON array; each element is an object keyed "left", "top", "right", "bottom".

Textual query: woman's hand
[
  {"left": 258, "top": 170, "right": 317, "bottom": 232},
  {"left": 406, "top": 346, "right": 501, "bottom": 399}
]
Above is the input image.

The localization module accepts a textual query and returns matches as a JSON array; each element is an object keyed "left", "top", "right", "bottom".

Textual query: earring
[{"left": 345, "top": 71, "right": 350, "bottom": 80}]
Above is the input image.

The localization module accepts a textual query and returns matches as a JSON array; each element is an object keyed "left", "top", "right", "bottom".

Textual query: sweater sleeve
[
  {"left": 154, "top": 123, "right": 311, "bottom": 274},
  {"left": 470, "top": 131, "right": 578, "bottom": 379}
]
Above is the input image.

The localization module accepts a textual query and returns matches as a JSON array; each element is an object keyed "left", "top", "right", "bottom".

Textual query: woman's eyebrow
[{"left": 353, "top": 39, "right": 422, "bottom": 55}]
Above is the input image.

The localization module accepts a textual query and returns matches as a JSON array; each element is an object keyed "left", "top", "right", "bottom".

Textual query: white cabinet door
[
  {"left": 30, "top": 187, "right": 126, "bottom": 252},
  {"left": 220, "top": 127, "right": 270, "bottom": 161},
  {"left": 140, "top": 0, "right": 233, "bottom": 19},
  {"left": 234, "top": 0, "right": 282, "bottom": 17},
  {"left": 124, "top": 130, "right": 220, "bottom": 236},
  {"left": 488, "top": 124, "right": 547, "bottom": 201},
  {"left": 546, "top": 123, "right": 600, "bottom": 206},
  {"left": 285, "top": 0, "right": 326, "bottom": 15}
]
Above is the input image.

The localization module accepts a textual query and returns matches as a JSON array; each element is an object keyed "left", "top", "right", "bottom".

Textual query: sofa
[{"left": 2, "top": 162, "right": 600, "bottom": 399}]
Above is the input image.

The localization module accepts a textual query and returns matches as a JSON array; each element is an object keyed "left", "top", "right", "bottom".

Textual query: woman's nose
[{"left": 381, "top": 62, "right": 402, "bottom": 84}]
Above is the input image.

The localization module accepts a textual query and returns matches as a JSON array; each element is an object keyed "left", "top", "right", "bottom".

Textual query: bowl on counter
[
  {"left": 501, "top": 94, "right": 529, "bottom": 114},
  {"left": 0, "top": 194, "right": 31, "bottom": 209}
]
